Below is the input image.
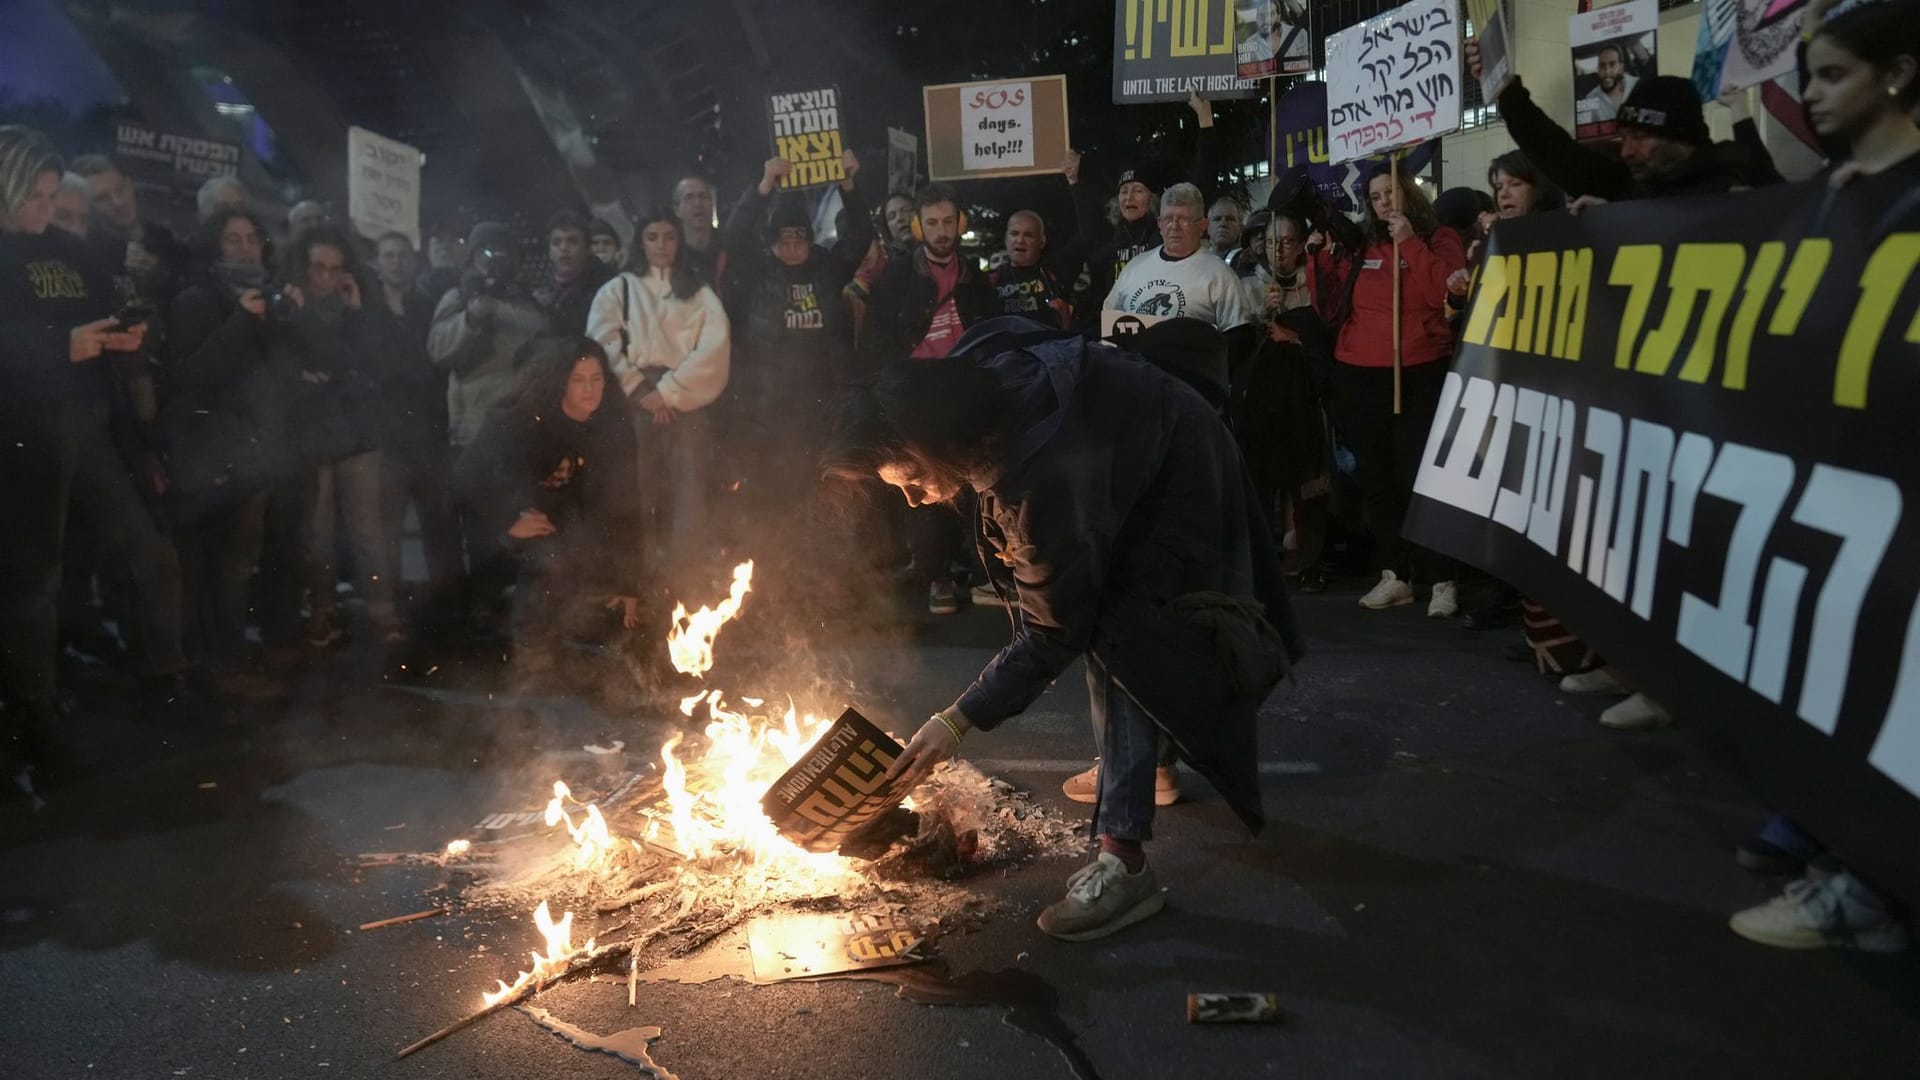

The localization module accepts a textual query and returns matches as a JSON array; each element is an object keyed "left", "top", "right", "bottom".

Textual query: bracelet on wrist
[{"left": 935, "top": 712, "right": 966, "bottom": 744}]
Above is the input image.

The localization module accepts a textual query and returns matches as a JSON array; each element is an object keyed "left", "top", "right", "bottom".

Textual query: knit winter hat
[
  {"left": 1115, "top": 167, "right": 1162, "bottom": 194},
  {"left": 467, "top": 221, "right": 514, "bottom": 258},
  {"left": 768, "top": 195, "right": 813, "bottom": 237},
  {"left": 1618, "top": 76, "right": 1711, "bottom": 146}
]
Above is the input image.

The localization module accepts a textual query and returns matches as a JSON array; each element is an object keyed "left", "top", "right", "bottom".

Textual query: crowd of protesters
[{"left": 1, "top": 0, "right": 1914, "bottom": 947}]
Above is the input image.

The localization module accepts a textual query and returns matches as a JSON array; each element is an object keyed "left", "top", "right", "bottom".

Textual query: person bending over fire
[{"left": 825, "top": 316, "right": 1303, "bottom": 941}]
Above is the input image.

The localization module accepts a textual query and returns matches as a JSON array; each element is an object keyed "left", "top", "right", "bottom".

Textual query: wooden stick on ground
[
  {"left": 359, "top": 909, "right": 445, "bottom": 932},
  {"left": 395, "top": 941, "right": 633, "bottom": 1059}
]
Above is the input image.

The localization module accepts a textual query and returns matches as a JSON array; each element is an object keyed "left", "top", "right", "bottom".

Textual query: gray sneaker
[
  {"left": 1036, "top": 853, "right": 1165, "bottom": 941},
  {"left": 1730, "top": 870, "right": 1910, "bottom": 953}
]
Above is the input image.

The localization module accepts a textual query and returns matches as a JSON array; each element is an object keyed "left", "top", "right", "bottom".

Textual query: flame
[
  {"left": 468, "top": 558, "right": 870, "bottom": 1006},
  {"left": 666, "top": 560, "right": 753, "bottom": 678},
  {"left": 444, "top": 839, "right": 471, "bottom": 858},
  {"left": 480, "top": 900, "right": 595, "bottom": 1006},
  {"left": 545, "top": 781, "right": 618, "bottom": 871}
]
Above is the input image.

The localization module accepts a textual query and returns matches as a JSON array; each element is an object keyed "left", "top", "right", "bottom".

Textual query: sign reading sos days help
[
  {"left": 963, "top": 82, "right": 1035, "bottom": 171},
  {"left": 924, "top": 75, "right": 1070, "bottom": 181}
]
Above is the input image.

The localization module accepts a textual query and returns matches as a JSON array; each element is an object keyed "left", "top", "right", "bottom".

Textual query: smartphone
[{"left": 111, "top": 300, "right": 155, "bottom": 331}]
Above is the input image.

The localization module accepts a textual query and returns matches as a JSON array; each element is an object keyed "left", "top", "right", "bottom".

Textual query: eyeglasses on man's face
[{"left": 1158, "top": 214, "right": 1203, "bottom": 229}]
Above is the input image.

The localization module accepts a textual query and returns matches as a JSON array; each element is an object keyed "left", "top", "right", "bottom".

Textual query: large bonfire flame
[{"left": 471, "top": 561, "right": 858, "bottom": 1004}]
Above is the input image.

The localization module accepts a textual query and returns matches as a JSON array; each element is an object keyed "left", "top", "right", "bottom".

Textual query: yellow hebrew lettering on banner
[
  {"left": 1834, "top": 233, "right": 1920, "bottom": 409},
  {"left": 1635, "top": 243, "right": 1746, "bottom": 379},
  {"left": 1609, "top": 245, "right": 1664, "bottom": 370},
  {"left": 1720, "top": 241, "right": 1786, "bottom": 391},
  {"left": 1553, "top": 248, "right": 1592, "bottom": 361}
]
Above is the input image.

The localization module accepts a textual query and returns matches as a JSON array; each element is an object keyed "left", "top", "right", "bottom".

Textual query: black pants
[
  {"left": 0, "top": 401, "right": 185, "bottom": 706},
  {"left": 1330, "top": 361, "right": 1457, "bottom": 584},
  {"left": 177, "top": 489, "right": 268, "bottom": 672}
]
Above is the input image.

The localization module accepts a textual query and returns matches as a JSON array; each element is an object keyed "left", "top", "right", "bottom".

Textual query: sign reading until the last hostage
[
  {"left": 1111, "top": 0, "right": 1257, "bottom": 104},
  {"left": 768, "top": 86, "right": 846, "bottom": 190}
]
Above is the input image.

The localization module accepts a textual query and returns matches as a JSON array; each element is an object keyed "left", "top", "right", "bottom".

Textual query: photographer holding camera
[
  {"left": 427, "top": 221, "right": 549, "bottom": 454},
  {"left": 162, "top": 207, "right": 300, "bottom": 692}
]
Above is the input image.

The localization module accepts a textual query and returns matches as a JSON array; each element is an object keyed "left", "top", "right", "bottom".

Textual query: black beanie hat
[
  {"left": 1618, "top": 76, "right": 1711, "bottom": 146},
  {"left": 1115, "top": 167, "right": 1161, "bottom": 194},
  {"left": 769, "top": 195, "right": 813, "bottom": 237}
]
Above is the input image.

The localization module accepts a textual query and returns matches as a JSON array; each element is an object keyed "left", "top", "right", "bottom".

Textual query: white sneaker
[
  {"left": 1598, "top": 692, "right": 1673, "bottom": 731},
  {"left": 1730, "top": 872, "right": 1911, "bottom": 953},
  {"left": 1358, "top": 570, "right": 1414, "bottom": 610},
  {"left": 968, "top": 583, "right": 1007, "bottom": 607},
  {"left": 1559, "top": 668, "right": 1628, "bottom": 696},
  {"left": 1427, "top": 580, "right": 1458, "bottom": 618}
]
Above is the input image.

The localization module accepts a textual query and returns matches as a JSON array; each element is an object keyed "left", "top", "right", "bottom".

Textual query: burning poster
[
  {"left": 747, "top": 910, "right": 922, "bottom": 983},
  {"left": 768, "top": 86, "right": 846, "bottom": 190},
  {"left": 761, "top": 707, "right": 912, "bottom": 854},
  {"left": 1569, "top": 0, "right": 1659, "bottom": 143},
  {"left": 1235, "top": 0, "right": 1312, "bottom": 79}
]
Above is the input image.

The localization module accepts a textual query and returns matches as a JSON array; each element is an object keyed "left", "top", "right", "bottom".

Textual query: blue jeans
[{"left": 1085, "top": 652, "right": 1162, "bottom": 843}]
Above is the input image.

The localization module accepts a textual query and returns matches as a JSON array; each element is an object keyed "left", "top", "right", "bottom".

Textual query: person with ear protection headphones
[{"left": 859, "top": 183, "right": 997, "bottom": 615}]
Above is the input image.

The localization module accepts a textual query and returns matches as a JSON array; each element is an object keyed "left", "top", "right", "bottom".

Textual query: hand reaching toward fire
[
  {"left": 886, "top": 708, "right": 971, "bottom": 790},
  {"left": 604, "top": 595, "right": 640, "bottom": 629}
]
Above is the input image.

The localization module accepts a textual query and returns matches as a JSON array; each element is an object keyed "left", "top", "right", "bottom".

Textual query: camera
[{"left": 269, "top": 287, "right": 303, "bottom": 321}]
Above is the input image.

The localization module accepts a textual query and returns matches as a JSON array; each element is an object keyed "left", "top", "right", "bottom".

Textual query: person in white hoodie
[{"left": 586, "top": 205, "right": 730, "bottom": 570}]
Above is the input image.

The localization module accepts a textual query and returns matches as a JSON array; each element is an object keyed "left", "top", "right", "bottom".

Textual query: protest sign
[
  {"left": 1273, "top": 80, "right": 1436, "bottom": 212},
  {"left": 1234, "top": 0, "right": 1312, "bottom": 79},
  {"left": 1692, "top": 0, "right": 1808, "bottom": 99},
  {"left": 112, "top": 121, "right": 239, "bottom": 195},
  {"left": 924, "top": 76, "right": 1070, "bottom": 182},
  {"left": 1466, "top": 0, "right": 1515, "bottom": 102},
  {"left": 1570, "top": 0, "right": 1659, "bottom": 143},
  {"left": 1112, "top": 0, "right": 1258, "bottom": 104},
  {"left": 1404, "top": 180, "right": 1920, "bottom": 908},
  {"left": 1323, "top": 0, "right": 1462, "bottom": 164},
  {"left": 347, "top": 126, "right": 424, "bottom": 248},
  {"left": 761, "top": 708, "right": 912, "bottom": 854},
  {"left": 768, "top": 86, "right": 846, "bottom": 190},
  {"left": 887, "top": 127, "right": 919, "bottom": 196}
]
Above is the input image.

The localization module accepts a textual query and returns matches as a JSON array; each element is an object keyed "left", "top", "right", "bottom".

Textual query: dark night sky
[{"left": 0, "top": 0, "right": 124, "bottom": 105}]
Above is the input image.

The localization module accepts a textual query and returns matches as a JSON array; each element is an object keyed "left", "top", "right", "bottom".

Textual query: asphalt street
[{"left": 2, "top": 584, "right": 1917, "bottom": 1080}]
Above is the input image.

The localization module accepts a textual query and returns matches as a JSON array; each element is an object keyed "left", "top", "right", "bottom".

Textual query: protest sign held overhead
[
  {"left": 112, "top": 121, "right": 239, "bottom": 196},
  {"left": 1570, "top": 0, "right": 1659, "bottom": 143},
  {"left": 1466, "top": 0, "right": 1515, "bottom": 102},
  {"left": 1323, "top": 0, "right": 1463, "bottom": 164},
  {"left": 1692, "top": 0, "right": 1808, "bottom": 98},
  {"left": 887, "top": 127, "right": 919, "bottom": 195},
  {"left": 924, "top": 76, "right": 1070, "bottom": 182},
  {"left": 768, "top": 86, "right": 847, "bottom": 190},
  {"left": 1404, "top": 181, "right": 1920, "bottom": 909},
  {"left": 1234, "top": 0, "right": 1313, "bottom": 79},
  {"left": 1272, "top": 79, "right": 1436, "bottom": 212},
  {"left": 347, "top": 126, "right": 424, "bottom": 248},
  {"left": 1112, "top": 0, "right": 1258, "bottom": 104}
]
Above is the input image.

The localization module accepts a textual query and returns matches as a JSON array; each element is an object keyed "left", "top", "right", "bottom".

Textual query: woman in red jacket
[{"left": 1320, "top": 166, "right": 1465, "bottom": 616}]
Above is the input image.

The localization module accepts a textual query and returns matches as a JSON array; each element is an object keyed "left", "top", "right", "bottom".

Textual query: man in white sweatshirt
[{"left": 1102, "top": 183, "right": 1252, "bottom": 334}]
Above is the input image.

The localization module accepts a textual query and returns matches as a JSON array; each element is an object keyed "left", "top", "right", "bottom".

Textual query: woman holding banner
[
  {"left": 1725, "top": 0, "right": 1918, "bottom": 958},
  {"left": 1313, "top": 166, "right": 1464, "bottom": 617}
]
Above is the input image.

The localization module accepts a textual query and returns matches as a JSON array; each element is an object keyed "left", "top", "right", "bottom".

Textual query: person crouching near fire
[
  {"left": 455, "top": 337, "right": 644, "bottom": 680},
  {"left": 825, "top": 315, "right": 1304, "bottom": 941}
]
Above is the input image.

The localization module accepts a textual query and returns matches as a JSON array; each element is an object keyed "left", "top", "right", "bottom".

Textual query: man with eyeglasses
[{"left": 1101, "top": 182, "right": 1251, "bottom": 333}]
